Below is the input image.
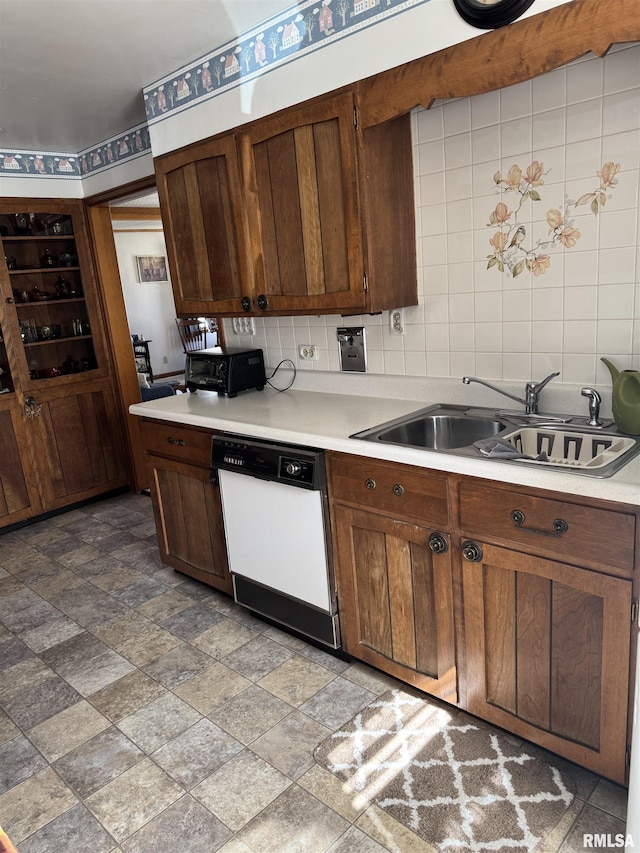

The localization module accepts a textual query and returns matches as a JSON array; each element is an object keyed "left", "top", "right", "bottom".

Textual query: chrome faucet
[{"left": 462, "top": 372, "right": 559, "bottom": 415}]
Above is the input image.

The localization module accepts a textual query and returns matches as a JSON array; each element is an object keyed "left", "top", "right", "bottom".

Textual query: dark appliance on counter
[
  {"left": 211, "top": 434, "right": 340, "bottom": 648},
  {"left": 186, "top": 348, "right": 266, "bottom": 397}
]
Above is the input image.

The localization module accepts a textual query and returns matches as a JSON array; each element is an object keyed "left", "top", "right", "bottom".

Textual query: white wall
[
  {"left": 147, "top": 0, "right": 572, "bottom": 156},
  {"left": 226, "top": 45, "right": 640, "bottom": 396},
  {"left": 113, "top": 229, "right": 184, "bottom": 377},
  {"left": 0, "top": 153, "right": 154, "bottom": 200}
]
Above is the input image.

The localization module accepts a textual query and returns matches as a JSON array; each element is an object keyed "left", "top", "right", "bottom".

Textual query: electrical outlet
[
  {"left": 389, "top": 308, "right": 405, "bottom": 335},
  {"left": 232, "top": 317, "right": 256, "bottom": 335},
  {"left": 162, "top": 355, "right": 168, "bottom": 364},
  {"left": 298, "top": 344, "right": 318, "bottom": 360}
]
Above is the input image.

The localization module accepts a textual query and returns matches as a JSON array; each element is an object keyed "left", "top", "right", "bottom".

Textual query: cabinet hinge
[
  {"left": 632, "top": 598, "right": 639, "bottom": 627},
  {"left": 363, "top": 273, "right": 368, "bottom": 292},
  {"left": 353, "top": 106, "right": 358, "bottom": 128}
]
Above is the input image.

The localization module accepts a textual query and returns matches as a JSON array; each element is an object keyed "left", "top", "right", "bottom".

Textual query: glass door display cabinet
[
  {"left": 1, "top": 210, "right": 99, "bottom": 381},
  {"left": 0, "top": 200, "right": 127, "bottom": 526}
]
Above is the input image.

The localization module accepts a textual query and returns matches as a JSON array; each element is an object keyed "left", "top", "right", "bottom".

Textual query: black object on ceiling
[{"left": 452, "top": 0, "right": 536, "bottom": 29}]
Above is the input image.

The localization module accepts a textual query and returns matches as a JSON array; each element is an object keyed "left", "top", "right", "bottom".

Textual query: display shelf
[
  {"left": 15, "top": 297, "right": 85, "bottom": 307},
  {"left": 9, "top": 266, "right": 81, "bottom": 275},
  {"left": 1, "top": 210, "right": 98, "bottom": 382}
]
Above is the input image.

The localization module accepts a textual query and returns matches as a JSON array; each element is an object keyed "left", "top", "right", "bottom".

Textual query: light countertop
[{"left": 130, "top": 387, "right": 640, "bottom": 507}]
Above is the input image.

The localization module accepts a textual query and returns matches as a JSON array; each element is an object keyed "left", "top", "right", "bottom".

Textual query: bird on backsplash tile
[{"left": 508, "top": 225, "right": 526, "bottom": 249}]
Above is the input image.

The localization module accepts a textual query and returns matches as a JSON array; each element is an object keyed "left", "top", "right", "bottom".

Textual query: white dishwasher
[{"left": 210, "top": 434, "right": 340, "bottom": 648}]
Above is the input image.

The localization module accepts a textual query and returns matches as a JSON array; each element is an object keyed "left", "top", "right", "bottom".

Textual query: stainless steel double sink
[{"left": 350, "top": 404, "right": 640, "bottom": 478}]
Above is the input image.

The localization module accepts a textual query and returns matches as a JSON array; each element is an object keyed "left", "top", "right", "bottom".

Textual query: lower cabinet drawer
[
  {"left": 459, "top": 481, "right": 635, "bottom": 577},
  {"left": 140, "top": 419, "right": 212, "bottom": 466},
  {"left": 327, "top": 451, "right": 449, "bottom": 528}
]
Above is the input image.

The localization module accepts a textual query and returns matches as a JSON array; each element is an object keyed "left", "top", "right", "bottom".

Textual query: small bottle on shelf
[{"left": 40, "top": 248, "right": 58, "bottom": 268}]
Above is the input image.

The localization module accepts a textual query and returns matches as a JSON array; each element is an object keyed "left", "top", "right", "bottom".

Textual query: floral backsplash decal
[{"left": 487, "top": 161, "right": 621, "bottom": 277}]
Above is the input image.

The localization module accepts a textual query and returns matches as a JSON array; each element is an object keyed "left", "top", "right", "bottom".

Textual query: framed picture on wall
[{"left": 135, "top": 255, "right": 168, "bottom": 282}]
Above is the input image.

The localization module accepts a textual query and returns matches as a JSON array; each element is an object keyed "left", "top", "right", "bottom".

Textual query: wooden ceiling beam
[{"left": 356, "top": 0, "right": 640, "bottom": 128}]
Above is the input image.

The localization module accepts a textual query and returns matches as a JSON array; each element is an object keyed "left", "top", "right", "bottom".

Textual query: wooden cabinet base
[
  {"left": 327, "top": 450, "right": 636, "bottom": 784},
  {"left": 332, "top": 503, "right": 457, "bottom": 704},
  {"left": 147, "top": 453, "right": 232, "bottom": 595},
  {"left": 461, "top": 542, "right": 631, "bottom": 784}
]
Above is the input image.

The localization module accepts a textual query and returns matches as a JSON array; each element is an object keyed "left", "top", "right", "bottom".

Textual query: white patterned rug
[{"left": 314, "top": 689, "right": 575, "bottom": 852}]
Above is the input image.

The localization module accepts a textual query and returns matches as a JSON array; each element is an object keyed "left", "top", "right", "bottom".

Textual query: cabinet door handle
[
  {"left": 6, "top": 297, "right": 14, "bottom": 304},
  {"left": 510, "top": 509, "right": 568, "bottom": 537},
  {"left": 167, "top": 437, "right": 186, "bottom": 446},
  {"left": 241, "top": 296, "right": 252, "bottom": 312},
  {"left": 257, "top": 294, "right": 269, "bottom": 310},
  {"left": 23, "top": 396, "right": 42, "bottom": 419},
  {"left": 462, "top": 540, "right": 483, "bottom": 562},
  {"left": 393, "top": 484, "right": 405, "bottom": 497},
  {"left": 365, "top": 478, "right": 376, "bottom": 490},
  {"left": 429, "top": 532, "right": 449, "bottom": 554},
  {"left": 209, "top": 471, "right": 219, "bottom": 486}
]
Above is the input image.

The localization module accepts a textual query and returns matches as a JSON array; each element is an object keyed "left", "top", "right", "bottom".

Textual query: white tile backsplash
[
  {"left": 471, "top": 90, "right": 501, "bottom": 129},
  {"left": 229, "top": 45, "right": 640, "bottom": 389}
]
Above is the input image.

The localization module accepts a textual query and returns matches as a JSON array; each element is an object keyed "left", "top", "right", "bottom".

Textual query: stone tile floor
[{"left": 0, "top": 491, "right": 629, "bottom": 852}]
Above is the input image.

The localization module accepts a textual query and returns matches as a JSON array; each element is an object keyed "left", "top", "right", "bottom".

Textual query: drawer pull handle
[
  {"left": 168, "top": 437, "right": 186, "bottom": 446},
  {"left": 365, "top": 478, "right": 376, "bottom": 490},
  {"left": 510, "top": 509, "right": 568, "bottom": 537},
  {"left": 462, "top": 540, "right": 483, "bottom": 562},
  {"left": 393, "top": 484, "right": 405, "bottom": 497},
  {"left": 429, "top": 532, "right": 449, "bottom": 554}
]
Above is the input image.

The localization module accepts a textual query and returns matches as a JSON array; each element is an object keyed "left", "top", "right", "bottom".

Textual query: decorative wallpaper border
[
  {"left": 143, "top": 0, "right": 432, "bottom": 124},
  {"left": 0, "top": 150, "right": 81, "bottom": 179},
  {"left": 77, "top": 123, "right": 152, "bottom": 178},
  {"left": 1, "top": 0, "right": 429, "bottom": 179},
  {"left": 0, "top": 123, "right": 153, "bottom": 180}
]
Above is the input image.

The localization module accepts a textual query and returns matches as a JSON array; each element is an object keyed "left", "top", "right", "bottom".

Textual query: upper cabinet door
[
  {"left": 240, "top": 91, "right": 366, "bottom": 315},
  {"left": 156, "top": 134, "right": 249, "bottom": 316}
]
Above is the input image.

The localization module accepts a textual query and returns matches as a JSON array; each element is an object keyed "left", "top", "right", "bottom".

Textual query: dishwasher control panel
[{"left": 211, "top": 435, "right": 326, "bottom": 490}]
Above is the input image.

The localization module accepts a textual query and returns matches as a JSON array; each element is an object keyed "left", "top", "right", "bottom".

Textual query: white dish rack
[{"left": 502, "top": 426, "right": 637, "bottom": 471}]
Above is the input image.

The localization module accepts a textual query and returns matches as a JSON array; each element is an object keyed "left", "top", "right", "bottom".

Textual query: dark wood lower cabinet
[
  {"left": 26, "top": 381, "right": 127, "bottom": 508},
  {"left": 333, "top": 505, "right": 457, "bottom": 703},
  {"left": 0, "top": 381, "right": 127, "bottom": 528},
  {"left": 462, "top": 542, "right": 631, "bottom": 784},
  {"left": 0, "top": 402, "right": 42, "bottom": 525},
  {"left": 326, "top": 450, "right": 636, "bottom": 784},
  {"left": 146, "top": 453, "right": 231, "bottom": 594}
]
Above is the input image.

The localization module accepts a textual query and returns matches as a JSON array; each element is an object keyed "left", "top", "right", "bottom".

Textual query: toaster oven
[{"left": 185, "top": 348, "right": 266, "bottom": 397}]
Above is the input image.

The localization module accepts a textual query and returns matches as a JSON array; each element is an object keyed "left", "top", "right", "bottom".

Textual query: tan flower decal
[
  {"left": 531, "top": 255, "right": 551, "bottom": 276},
  {"left": 487, "top": 161, "right": 620, "bottom": 277},
  {"left": 488, "top": 202, "right": 511, "bottom": 226},
  {"left": 524, "top": 160, "right": 545, "bottom": 187},
  {"left": 598, "top": 161, "right": 620, "bottom": 188},
  {"left": 574, "top": 161, "right": 621, "bottom": 214},
  {"left": 557, "top": 225, "right": 581, "bottom": 248}
]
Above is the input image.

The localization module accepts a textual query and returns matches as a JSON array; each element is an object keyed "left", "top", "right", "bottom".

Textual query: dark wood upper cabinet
[
  {"left": 155, "top": 134, "right": 249, "bottom": 316},
  {"left": 155, "top": 90, "right": 417, "bottom": 318},
  {"left": 239, "top": 91, "right": 366, "bottom": 315}
]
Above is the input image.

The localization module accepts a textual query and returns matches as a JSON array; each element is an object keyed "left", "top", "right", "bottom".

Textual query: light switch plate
[{"left": 337, "top": 326, "right": 366, "bottom": 372}]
